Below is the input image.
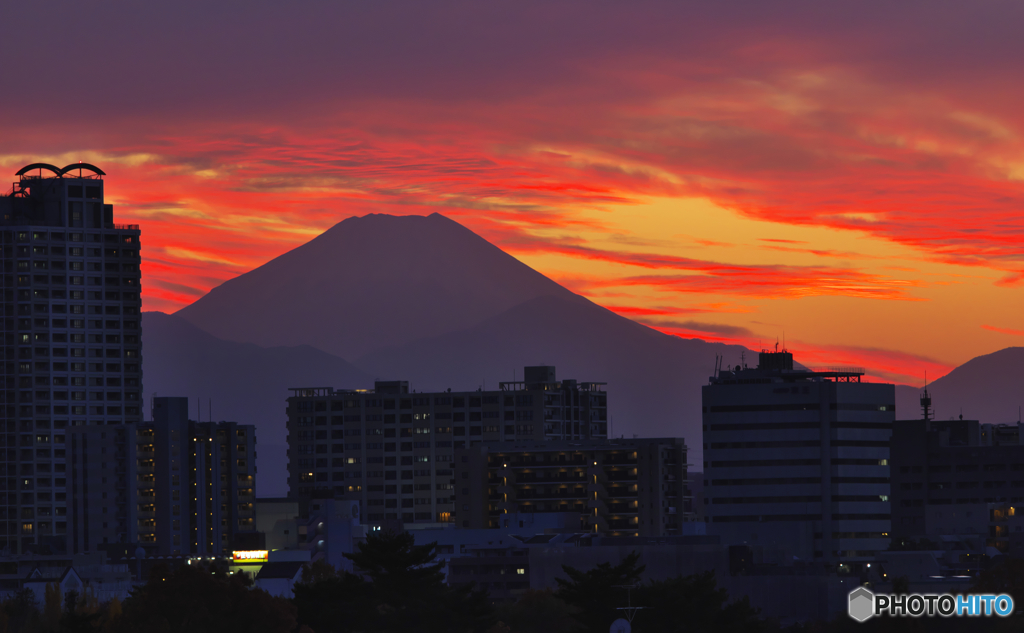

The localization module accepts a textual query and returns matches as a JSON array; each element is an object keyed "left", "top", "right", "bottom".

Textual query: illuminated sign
[{"left": 232, "top": 550, "right": 268, "bottom": 562}]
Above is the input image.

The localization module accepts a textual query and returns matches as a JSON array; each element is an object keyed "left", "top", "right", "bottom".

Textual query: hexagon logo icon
[{"left": 848, "top": 587, "right": 875, "bottom": 622}]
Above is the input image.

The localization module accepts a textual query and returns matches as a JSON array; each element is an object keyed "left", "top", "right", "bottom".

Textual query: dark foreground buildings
[
  {"left": 0, "top": 163, "right": 142, "bottom": 554},
  {"left": 285, "top": 366, "right": 696, "bottom": 534},
  {"left": 454, "top": 438, "right": 692, "bottom": 536},
  {"left": 890, "top": 390, "right": 1024, "bottom": 553},
  {"left": 285, "top": 366, "right": 611, "bottom": 523}
]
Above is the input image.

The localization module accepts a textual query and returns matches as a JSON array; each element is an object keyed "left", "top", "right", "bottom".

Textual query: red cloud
[{"left": 982, "top": 325, "right": 1024, "bottom": 337}]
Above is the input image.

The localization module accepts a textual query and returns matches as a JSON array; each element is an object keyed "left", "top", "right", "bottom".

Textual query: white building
[{"left": 702, "top": 351, "right": 894, "bottom": 566}]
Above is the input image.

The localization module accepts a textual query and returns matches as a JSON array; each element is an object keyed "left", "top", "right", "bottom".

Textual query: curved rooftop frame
[
  {"left": 13, "top": 162, "right": 106, "bottom": 179},
  {"left": 59, "top": 163, "right": 105, "bottom": 178},
  {"left": 15, "top": 163, "right": 63, "bottom": 177}
]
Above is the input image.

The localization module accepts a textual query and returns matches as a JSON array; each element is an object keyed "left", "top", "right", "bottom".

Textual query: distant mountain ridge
[{"left": 895, "top": 347, "right": 1024, "bottom": 424}]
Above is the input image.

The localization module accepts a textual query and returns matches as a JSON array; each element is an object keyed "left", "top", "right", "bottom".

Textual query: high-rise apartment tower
[{"left": 0, "top": 163, "right": 142, "bottom": 553}]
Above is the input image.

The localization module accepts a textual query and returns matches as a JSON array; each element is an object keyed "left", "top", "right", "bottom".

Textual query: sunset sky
[{"left": 3, "top": 1, "right": 1023, "bottom": 384}]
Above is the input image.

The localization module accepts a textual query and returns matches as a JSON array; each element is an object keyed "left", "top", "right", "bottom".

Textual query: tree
[
  {"left": 634, "top": 571, "right": 771, "bottom": 633},
  {"left": 114, "top": 562, "right": 296, "bottom": 633},
  {"left": 42, "top": 583, "right": 61, "bottom": 631},
  {"left": 2, "top": 588, "right": 41, "bottom": 633},
  {"left": 59, "top": 590, "right": 101, "bottom": 633},
  {"left": 492, "top": 589, "right": 578, "bottom": 633},
  {"left": 554, "top": 551, "right": 644, "bottom": 633},
  {"left": 102, "top": 599, "right": 121, "bottom": 633},
  {"left": 300, "top": 559, "right": 338, "bottom": 585},
  {"left": 292, "top": 571, "right": 375, "bottom": 633},
  {"left": 294, "top": 529, "right": 495, "bottom": 633}
]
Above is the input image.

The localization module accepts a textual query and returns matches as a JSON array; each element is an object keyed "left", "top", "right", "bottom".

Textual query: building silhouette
[
  {"left": 0, "top": 163, "right": 142, "bottom": 554},
  {"left": 454, "top": 437, "right": 693, "bottom": 536},
  {"left": 702, "top": 350, "right": 894, "bottom": 566},
  {"left": 286, "top": 365, "right": 609, "bottom": 526},
  {"left": 890, "top": 389, "right": 1024, "bottom": 554}
]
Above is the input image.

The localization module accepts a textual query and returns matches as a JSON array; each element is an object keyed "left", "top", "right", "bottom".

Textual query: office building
[
  {"left": 890, "top": 392, "right": 1024, "bottom": 553},
  {"left": 0, "top": 163, "right": 142, "bottom": 554},
  {"left": 703, "top": 350, "right": 894, "bottom": 565},
  {"left": 136, "top": 397, "right": 257, "bottom": 556},
  {"left": 454, "top": 438, "right": 694, "bottom": 536},
  {"left": 285, "top": 366, "right": 608, "bottom": 526}
]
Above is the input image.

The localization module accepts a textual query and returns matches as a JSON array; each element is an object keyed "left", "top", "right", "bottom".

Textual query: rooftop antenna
[
  {"left": 775, "top": 337, "right": 779, "bottom": 353},
  {"left": 209, "top": 399, "right": 212, "bottom": 423},
  {"left": 741, "top": 350, "right": 746, "bottom": 369},
  {"left": 613, "top": 584, "right": 648, "bottom": 625},
  {"left": 920, "top": 372, "right": 932, "bottom": 422}
]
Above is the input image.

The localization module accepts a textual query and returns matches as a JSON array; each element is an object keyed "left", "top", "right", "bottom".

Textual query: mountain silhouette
[
  {"left": 141, "top": 311, "right": 373, "bottom": 495},
  {"left": 895, "top": 347, "right": 1024, "bottom": 424},
  {"left": 176, "top": 213, "right": 571, "bottom": 359}
]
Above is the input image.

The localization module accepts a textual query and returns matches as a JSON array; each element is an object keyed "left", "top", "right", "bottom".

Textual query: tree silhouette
[
  {"left": 114, "top": 562, "right": 295, "bottom": 633},
  {"left": 341, "top": 530, "right": 493, "bottom": 633},
  {"left": 555, "top": 551, "right": 644, "bottom": 633}
]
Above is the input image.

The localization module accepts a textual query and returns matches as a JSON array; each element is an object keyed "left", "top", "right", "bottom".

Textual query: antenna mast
[{"left": 920, "top": 379, "right": 932, "bottom": 422}]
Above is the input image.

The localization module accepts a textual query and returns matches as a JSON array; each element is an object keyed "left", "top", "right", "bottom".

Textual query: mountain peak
[{"left": 176, "top": 213, "right": 569, "bottom": 359}]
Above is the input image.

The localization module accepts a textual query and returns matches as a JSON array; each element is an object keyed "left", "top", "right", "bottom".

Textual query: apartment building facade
[
  {"left": 703, "top": 351, "right": 895, "bottom": 565},
  {"left": 285, "top": 366, "right": 608, "bottom": 526},
  {"left": 454, "top": 438, "right": 693, "bottom": 536},
  {"left": 136, "top": 397, "right": 257, "bottom": 556},
  {"left": 0, "top": 163, "right": 142, "bottom": 553}
]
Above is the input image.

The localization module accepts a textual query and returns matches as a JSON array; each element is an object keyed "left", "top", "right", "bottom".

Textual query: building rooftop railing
[{"left": 808, "top": 366, "right": 865, "bottom": 375}]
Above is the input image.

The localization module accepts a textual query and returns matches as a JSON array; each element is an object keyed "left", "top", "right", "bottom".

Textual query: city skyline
[{"left": 4, "top": 1, "right": 1024, "bottom": 387}]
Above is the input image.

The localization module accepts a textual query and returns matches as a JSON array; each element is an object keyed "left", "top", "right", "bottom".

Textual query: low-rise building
[{"left": 0, "top": 551, "right": 134, "bottom": 602}]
